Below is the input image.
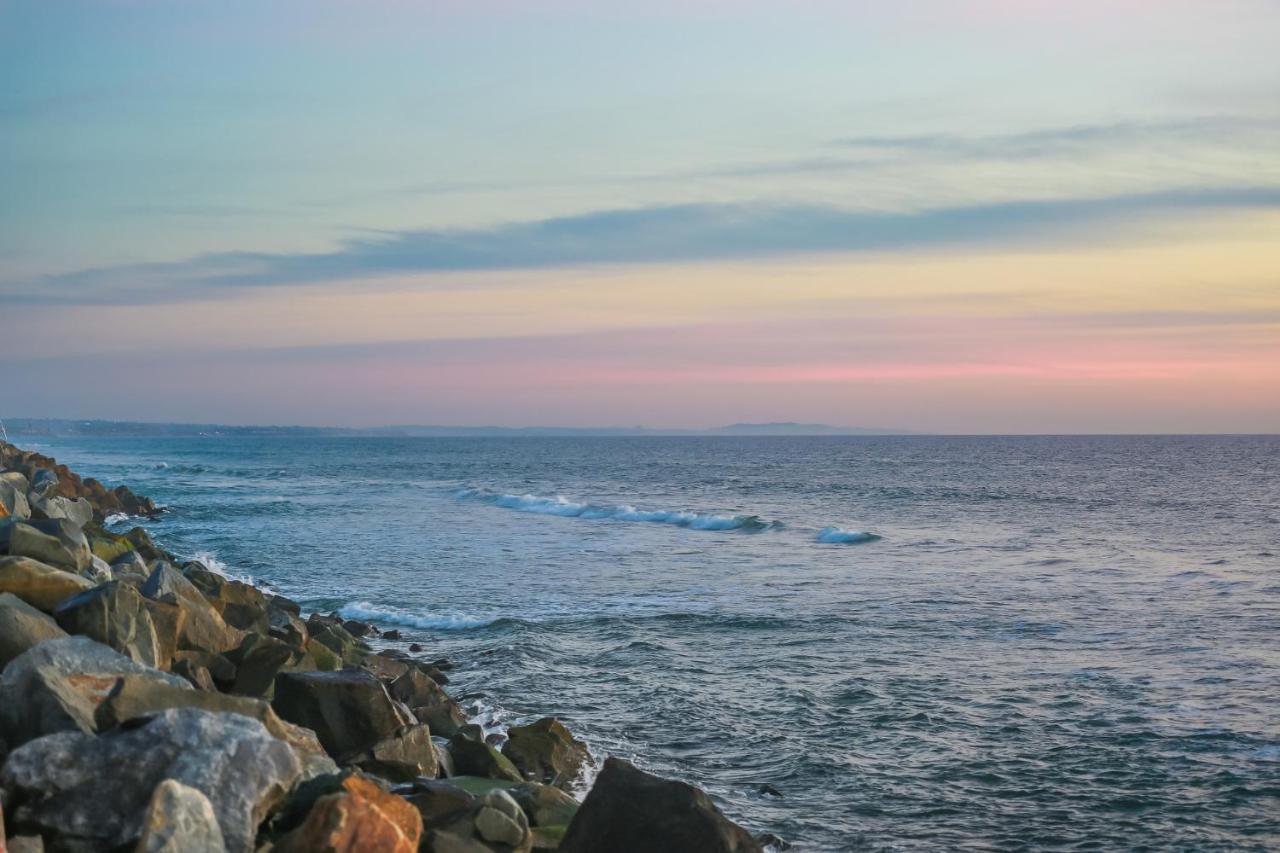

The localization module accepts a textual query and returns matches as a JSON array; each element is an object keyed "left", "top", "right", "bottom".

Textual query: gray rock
[
  {"left": 390, "top": 667, "right": 467, "bottom": 737},
  {"left": 135, "top": 778, "right": 227, "bottom": 853},
  {"left": 111, "top": 549, "right": 150, "bottom": 577},
  {"left": 272, "top": 669, "right": 415, "bottom": 762},
  {"left": 356, "top": 722, "right": 440, "bottom": 782},
  {"left": 475, "top": 804, "right": 527, "bottom": 846},
  {"left": 30, "top": 495, "right": 93, "bottom": 528},
  {"left": 140, "top": 562, "right": 242, "bottom": 654},
  {"left": 21, "top": 518, "right": 93, "bottom": 572},
  {"left": 0, "top": 636, "right": 189, "bottom": 748},
  {"left": 0, "top": 477, "right": 31, "bottom": 520},
  {"left": 0, "top": 707, "right": 302, "bottom": 853},
  {"left": 0, "top": 591, "right": 68, "bottom": 669},
  {"left": 27, "top": 468, "right": 58, "bottom": 499},
  {"left": 5, "top": 523, "right": 82, "bottom": 573},
  {"left": 558, "top": 758, "right": 762, "bottom": 853},
  {"left": 54, "top": 580, "right": 163, "bottom": 668}
]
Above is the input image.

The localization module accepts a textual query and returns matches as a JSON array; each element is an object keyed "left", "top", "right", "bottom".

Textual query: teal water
[{"left": 25, "top": 435, "right": 1280, "bottom": 850}]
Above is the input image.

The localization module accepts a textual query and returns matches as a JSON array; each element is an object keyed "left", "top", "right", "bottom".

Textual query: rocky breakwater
[{"left": 0, "top": 441, "right": 777, "bottom": 853}]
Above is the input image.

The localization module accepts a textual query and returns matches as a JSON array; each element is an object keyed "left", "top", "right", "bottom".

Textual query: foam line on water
[
  {"left": 338, "top": 601, "right": 495, "bottom": 630},
  {"left": 816, "top": 527, "right": 881, "bottom": 544},
  {"left": 456, "top": 488, "right": 770, "bottom": 532}
]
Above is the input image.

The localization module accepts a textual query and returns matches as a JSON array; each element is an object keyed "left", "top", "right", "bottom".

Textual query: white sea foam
[
  {"left": 338, "top": 601, "right": 494, "bottom": 630},
  {"left": 457, "top": 488, "right": 767, "bottom": 531},
  {"left": 103, "top": 512, "right": 131, "bottom": 526},
  {"left": 188, "top": 550, "right": 260, "bottom": 586},
  {"left": 816, "top": 527, "right": 881, "bottom": 544}
]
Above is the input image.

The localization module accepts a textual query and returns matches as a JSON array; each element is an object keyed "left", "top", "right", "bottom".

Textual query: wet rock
[
  {"left": 53, "top": 580, "right": 163, "bottom": 668},
  {"left": 272, "top": 668, "right": 416, "bottom": 762},
  {"left": 502, "top": 718, "right": 591, "bottom": 791},
  {"left": 135, "top": 778, "right": 227, "bottom": 853},
  {"left": 384, "top": 629, "right": 402, "bottom": 640},
  {"left": 273, "top": 772, "right": 423, "bottom": 853},
  {"left": 390, "top": 667, "right": 467, "bottom": 737},
  {"left": 0, "top": 708, "right": 301, "bottom": 852},
  {"left": 449, "top": 733, "right": 524, "bottom": 783},
  {"left": 342, "top": 618, "right": 376, "bottom": 637},
  {"left": 758, "top": 783, "right": 783, "bottom": 798},
  {"left": 0, "top": 554, "right": 94, "bottom": 611},
  {"left": 755, "top": 832, "right": 791, "bottom": 850},
  {"left": 0, "top": 591, "right": 68, "bottom": 669},
  {"left": 355, "top": 722, "right": 440, "bottom": 782},
  {"left": 409, "top": 642, "right": 423, "bottom": 652},
  {"left": 558, "top": 758, "right": 762, "bottom": 853},
  {"left": 0, "top": 636, "right": 190, "bottom": 747}
]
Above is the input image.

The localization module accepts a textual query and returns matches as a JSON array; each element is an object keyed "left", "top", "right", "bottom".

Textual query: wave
[
  {"left": 816, "top": 527, "right": 880, "bottom": 544},
  {"left": 456, "top": 488, "right": 771, "bottom": 532},
  {"left": 187, "top": 550, "right": 261, "bottom": 587},
  {"left": 103, "top": 512, "right": 131, "bottom": 526},
  {"left": 337, "top": 601, "right": 495, "bottom": 631}
]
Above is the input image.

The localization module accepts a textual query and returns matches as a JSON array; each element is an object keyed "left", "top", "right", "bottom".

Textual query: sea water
[{"left": 26, "top": 434, "right": 1280, "bottom": 850}]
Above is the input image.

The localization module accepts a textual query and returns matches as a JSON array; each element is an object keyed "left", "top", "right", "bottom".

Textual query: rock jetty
[{"left": 0, "top": 441, "right": 773, "bottom": 852}]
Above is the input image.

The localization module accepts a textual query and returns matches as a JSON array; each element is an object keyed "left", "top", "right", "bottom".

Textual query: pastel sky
[{"left": 3, "top": 0, "right": 1278, "bottom": 432}]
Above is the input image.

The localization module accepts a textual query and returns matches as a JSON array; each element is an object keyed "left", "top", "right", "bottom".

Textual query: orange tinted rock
[{"left": 275, "top": 775, "right": 423, "bottom": 853}]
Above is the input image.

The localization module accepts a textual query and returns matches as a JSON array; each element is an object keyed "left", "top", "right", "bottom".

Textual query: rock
[
  {"left": 27, "top": 467, "right": 58, "bottom": 499},
  {"left": 140, "top": 561, "right": 242, "bottom": 654},
  {"left": 93, "top": 671, "right": 338, "bottom": 780},
  {"left": 558, "top": 758, "right": 762, "bottom": 853},
  {"left": 111, "top": 549, "right": 151, "bottom": 578},
  {"left": 135, "top": 779, "right": 227, "bottom": 852},
  {"left": 390, "top": 668, "right": 467, "bottom": 737},
  {"left": 0, "top": 476, "right": 31, "bottom": 520},
  {"left": 182, "top": 562, "right": 269, "bottom": 632},
  {"left": 90, "top": 529, "right": 137, "bottom": 564},
  {"left": 0, "top": 591, "right": 68, "bottom": 669},
  {"left": 30, "top": 495, "right": 93, "bottom": 528},
  {"left": 399, "top": 777, "right": 477, "bottom": 826},
  {"left": 309, "top": 620, "right": 371, "bottom": 667},
  {"left": 475, "top": 790, "right": 531, "bottom": 846},
  {"left": 172, "top": 650, "right": 237, "bottom": 690},
  {"left": 755, "top": 832, "right": 791, "bottom": 850},
  {"left": 502, "top": 718, "right": 591, "bottom": 791},
  {"left": 305, "top": 636, "right": 343, "bottom": 671},
  {"left": 8, "top": 519, "right": 91, "bottom": 572},
  {"left": 174, "top": 659, "right": 219, "bottom": 691},
  {"left": 1, "top": 708, "right": 302, "bottom": 853},
  {"left": 384, "top": 629, "right": 402, "bottom": 640},
  {"left": 363, "top": 653, "right": 411, "bottom": 682},
  {"left": 355, "top": 722, "right": 440, "bottom": 782},
  {"left": 85, "top": 553, "right": 114, "bottom": 582},
  {"left": 409, "top": 643, "right": 423, "bottom": 652},
  {"left": 53, "top": 580, "right": 163, "bottom": 668},
  {"left": 758, "top": 783, "right": 783, "bottom": 798},
  {"left": 273, "top": 772, "right": 423, "bottom": 853},
  {"left": 272, "top": 669, "right": 416, "bottom": 762},
  {"left": 0, "top": 636, "right": 190, "bottom": 748},
  {"left": 269, "top": 605, "right": 309, "bottom": 647},
  {"left": 342, "top": 618, "right": 376, "bottom": 637},
  {"left": 227, "top": 632, "right": 300, "bottom": 698},
  {"left": 0, "top": 555, "right": 94, "bottom": 611},
  {"left": 509, "top": 782, "right": 580, "bottom": 828},
  {"left": 449, "top": 733, "right": 524, "bottom": 783},
  {"left": 141, "top": 596, "right": 182, "bottom": 669}
]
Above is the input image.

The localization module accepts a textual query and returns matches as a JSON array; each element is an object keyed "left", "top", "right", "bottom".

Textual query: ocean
[{"left": 24, "top": 434, "right": 1280, "bottom": 850}]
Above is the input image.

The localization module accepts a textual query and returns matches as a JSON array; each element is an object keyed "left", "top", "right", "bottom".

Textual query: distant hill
[{"left": 2, "top": 418, "right": 912, "bottom": 438}]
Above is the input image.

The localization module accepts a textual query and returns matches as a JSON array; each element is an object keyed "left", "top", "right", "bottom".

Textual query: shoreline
[{"left": 0, "top": 440, "right": 781, "bottom": 852}]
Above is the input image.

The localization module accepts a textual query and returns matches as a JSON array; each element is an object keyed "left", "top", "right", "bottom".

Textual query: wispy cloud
[{"left": 15, "top": 184, "right": 1280, "bottom": 304}]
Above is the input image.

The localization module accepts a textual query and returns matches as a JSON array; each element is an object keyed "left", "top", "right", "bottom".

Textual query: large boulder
[
  {"left": 94, "top": 672, "right": 338, "bottom": 779},
  {"left": 0, "top": 554, "right": 94, "bottom": 611},
  {"left": 272, "top": 669, "right": 416, "bottom": 762},
  {"left": 502, "top": 718, "right": 591, "bottom": 791},
  {"left": 53, "top": 580, "right": 163, "bottom": 668},
  {"left": 0, "top": 476, "right": 31, "bottom": 520},
  {"left": 509, "top": 781, "right": 580, "bottom": 829},
  {"left": 227, "top": 632, "right": 302, "bottom": 698},
  {"left": 558, "top": 758, "right": 762, "bottom": 853},
  {"left": 182, "top": 562, "right": 269, "bottom": 632},
  {"left": 390, "top": 667, "right": 468, "bottom": 737},
  {"left": 273, "top": 772, "right": 423, "bottom": 853},
  {"left": 7, "top": 519, "right": 92, "bottom": 572},
  {"left": 135, "top": 778, "right": 227, "bottom": 853},
  {"left": 29, "top": 494, "right": 94, "bottom": 528},
  {"left": 140, "top": 561, "right": 242, "bottom": 654},
  {"left": 0, "top": 591, "right": 68, "bottom": 669},
  {"left": 420, "top": 787, "right": 533, "bottom": 853},
  {"left": 449, "top": 733, "right": 524, "bottom": 783},
  {"left": 309, "top": 619, "right": 371, "bottom": 667},
  {"left": 355, "top": 722, "right": 440, "bottom": 782},
  {"left": 0, "top": 635, "right": 190, "bottom": 748},
  {"left": 0, "top": 707, "right": 302, "bottom": 853}
]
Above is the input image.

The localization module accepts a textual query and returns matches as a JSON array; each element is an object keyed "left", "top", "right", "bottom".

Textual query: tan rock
[{"left": 0, "top": 555, "right": 95, "bottom": 612}]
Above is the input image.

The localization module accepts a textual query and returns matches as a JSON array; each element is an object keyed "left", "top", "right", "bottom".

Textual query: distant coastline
[{"left": 3, "top": 418, "right": 915, "bottom": 439}]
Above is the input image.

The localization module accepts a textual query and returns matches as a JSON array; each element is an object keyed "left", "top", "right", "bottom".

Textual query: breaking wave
[
  {"left": 816, "top": 527, "right": 881, "bottom": 544},
  {"left": 456, "top": 488, "right": 772, "bottom": 532},
  {"left": 187, "top": 550, "right": 261, "bottom": 587},
  {"left": 337, "top": 601, "right": 495, "bottom": 630}
]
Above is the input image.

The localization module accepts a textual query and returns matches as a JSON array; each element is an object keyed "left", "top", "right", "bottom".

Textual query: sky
[{"left": 2, "top": 0, "right": 1278, "bottom": 433}]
